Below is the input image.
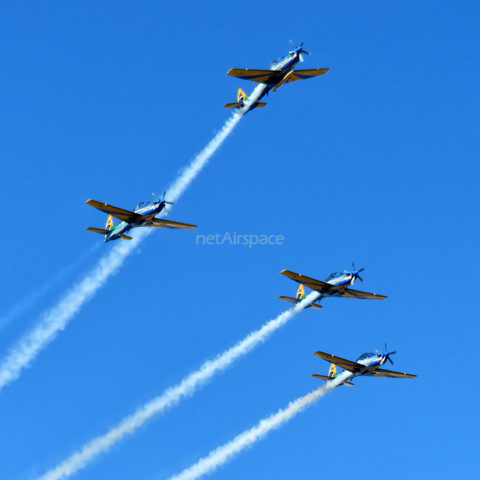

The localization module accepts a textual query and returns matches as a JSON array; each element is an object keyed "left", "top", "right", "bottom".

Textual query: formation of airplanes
[{"left": 85, "top": 43, "right": 416, "bottom": 388}]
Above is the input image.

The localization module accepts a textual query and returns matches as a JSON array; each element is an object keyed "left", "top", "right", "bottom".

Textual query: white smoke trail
[
  {"left": 168, "top": 371, "right": 353, "bottom": 480},
  {"left": 0, "top": 245, "right": 100, "bottom": 333},
  {"left": 0, "top": 96, "right": 258, "bottom": 392},
  {"left": 168, "top": 84, "right": 263, "bottom": 202},
  {"left": 37, "top": 292, "right": 320, "bottom": 480}
]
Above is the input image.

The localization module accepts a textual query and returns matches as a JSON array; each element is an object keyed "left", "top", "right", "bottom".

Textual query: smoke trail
[
  {"left": 0, "top": 245, "right": 100, "bottom": 333},
  {"left": 168, "top": 371, "right": 353, "bottom": 480},
  {"left": 37, "top": 292, "right": 320, "bottom": 480},
  {"left": 0, "top": 95, "right": 258, "bottom": 392},
  {"left": 168, "top": 84, "right": 263, "bottom": 202}
]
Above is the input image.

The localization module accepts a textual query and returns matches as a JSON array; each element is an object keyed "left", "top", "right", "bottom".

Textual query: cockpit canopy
[
  {"left": 356, "top": 352, "right": 379, "bottom": 362},
  {"left": 134, "top": 201, "right": 154, "bottom": 211},
  {"left": 270, "top": 56, "right": 285, "bottom": 68},
  {"left": 325, "top": 272, "right": 347, "bottom": 282}
]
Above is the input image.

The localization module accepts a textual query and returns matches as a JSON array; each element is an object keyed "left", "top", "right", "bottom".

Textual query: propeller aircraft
[
  {"left": 224, "top": 41, "right": 329, "bottom": 114},
  {"left": 312, "top": 344, "right": 417, "bottom": 387},
  {"left": 279, "top": 263, "right": 387, "bottom": 309},
  {"left": 86, "top": 193, "right": 197, "bottom": 242}
]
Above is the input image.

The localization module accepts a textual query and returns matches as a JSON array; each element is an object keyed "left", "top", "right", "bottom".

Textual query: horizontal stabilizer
[
  {"left": 87, "top": 227, "right": 109, "bottom": 235},
  {"left": 224, "top": 102, "right": 244, "bottom": 108},
  {"left": 278, "top": 296, "right": 323, "bottom": 309},
  {"left": 256, "top": 102, "right": 267, "bottom": 108},
  {"left": 278, "top": 295, "right": 298, "bottom": 304},
  {"left": 119, "top": 235, "right": 133, "bottom": 241},
  {"left": 312, "top": 374, "right": 354, "bottom": 387}
]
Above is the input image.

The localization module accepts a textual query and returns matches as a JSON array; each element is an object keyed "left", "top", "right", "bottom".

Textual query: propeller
[
  {"left": 289, "top": 41, "right": 311, "bottom": 62},
  {"left": 383, "top": 343, "right": 397, "bottom": 365},
  {"left": 353, "top": 262, "right": 365, "bottom": 283},
  {"left": 152, "top": 192, "right": 175, "bottom": 215}
]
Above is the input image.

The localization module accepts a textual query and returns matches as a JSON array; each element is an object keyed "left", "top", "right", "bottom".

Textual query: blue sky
[{"left": 1, "top": 1, "right": 479, "bottom": 479}]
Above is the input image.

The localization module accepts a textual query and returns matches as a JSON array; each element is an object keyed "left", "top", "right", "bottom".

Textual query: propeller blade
[
  {"left": 376, "top": 350, "right": 382, "bottom": 354},
  {"left": 352, "top": 262, "right": 355, "bottom": 271},
  {"left": 357, "top": 275, "right": 365, "bottom": 283},
  {"left": 387, "top": 356, "right": 394, "bottom": 365},
  {"left": 303, "top": 50, "right": 311, "bottom": 55},
  {"left": 163, "top": 191, "right": 166, "bottom": 199},
  {"left": 290, "top": 40, "right": 296, "bottom": 46},
  {"left": 300, "top": 41, "right": 304, "bottom": 46},
  {"left": 358, "top": 267, "right": 365, "bottom": 273},
  {"left": 165, "top": 201, "right": 174, "bottom": 205},
  {"left": 299, "top": 52, "right": 304, "bottom": 62},
  {"left": 390, "top": 351, "right": 397, "bottom": 355}
]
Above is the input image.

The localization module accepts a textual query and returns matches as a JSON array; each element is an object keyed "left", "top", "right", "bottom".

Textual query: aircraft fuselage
[
  {"left": 105, "top": 201, "right": 166, "bottom": 242},
  {"left": 244, "top": 53, "right": 301, "bottom": 113}
]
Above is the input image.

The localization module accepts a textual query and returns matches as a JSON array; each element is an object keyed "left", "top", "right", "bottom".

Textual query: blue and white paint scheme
[
  {"left": 312, "top": 345, "right": 417, "bottom": 387},
  {"left": 86, "top": 193, "right": 197, "bottom": 243},
  {"left": 224, "top": 42, "right": 329, "bottom": 114},
  {"left": 279, "top": 263, "right": 387, "bottom": 309}
]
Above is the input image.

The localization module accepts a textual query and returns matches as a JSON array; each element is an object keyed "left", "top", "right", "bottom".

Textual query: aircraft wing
[
  {"left": 149, "top": 218, "right": 197, "bottom": 230},
  {"left": 281, "top": 270, "right": 332, "bottom": 293},
  {"left": 336, "top": 288, "right": 387, "bottom": 300},
  {"left": 86, "top": 200, "right": 141, "bottom": 223},
  {"left": 285, "top": 68, "right": 330, "bottom": 83},
  {"left": 314, "top": 351, "right": 364, "bottom": 374},
  {"left": 227, "top": 69, "right": 283, "bottom": 84},
  {"left": 369, "top": 368, "right": 417, "bottom": 379}
]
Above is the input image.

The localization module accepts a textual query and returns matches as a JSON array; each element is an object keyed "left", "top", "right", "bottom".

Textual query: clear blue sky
[{"left": 1, "top": 1, "right": 479, "bottom": 479}]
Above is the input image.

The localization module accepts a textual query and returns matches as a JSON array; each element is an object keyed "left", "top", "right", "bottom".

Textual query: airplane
[
  {"left": 224, "top": 41, "right": 329, "bottom": 114},
  {"left": 279, "top": 263, "right": 387, "bottom": 309},
  {"left": 312, "top": 344, "right": 417, "bottom": 387},
  {"left": 86, "top": 193, "right": 197, "bottom": 242}
]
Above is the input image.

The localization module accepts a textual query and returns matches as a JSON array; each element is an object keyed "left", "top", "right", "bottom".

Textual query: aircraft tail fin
[
  {"left": 105, "top": 215, "right": 115, "bottom": 231},
  {"left": 237, "top": 88, "right": 247, "bottom": 103},
  {"left": 312, "top": 367, "right": 354, "bottom": 387},
  {"left": 328, "top": 363, "right": 337, "bottom": 378},
  {"left": 296, "top": 284, "right": 306, "bottom": 300},
  {"left": 87, "top": 227, "right": 110, "bottom": 235},
  {"left": 224, "top": 89, "right": 267, "bottom": 110}
]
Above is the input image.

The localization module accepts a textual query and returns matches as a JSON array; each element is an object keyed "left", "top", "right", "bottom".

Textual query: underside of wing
[
  {"left": 286, "top": 68, "right": 330, "bottom": 83},
  {"left": 86, "top": 200, "right": 140, "bottom": 223},
  {"left": 227, "top": 69, "right": 283, "bottom": 84},
  {"left": 369, "top": 368, "right": 417, "bottom": 379},
  {"left": 149, "top": 218, "right": 197, "bottom": 230},
  {"left": 337, "top": 288, "right": 387, "bottom": 300},
  {"left": 314, "top": 351, "right": 364, "bottom": 373},
  {"left": 280, "top": 270, "right": 332, "bottom": 293}
]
